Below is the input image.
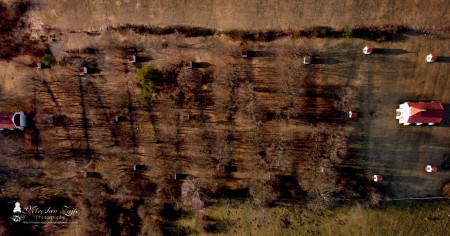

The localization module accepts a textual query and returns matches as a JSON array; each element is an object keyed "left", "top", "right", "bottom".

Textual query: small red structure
[
  {"left": 0, "top": 112, "right": 26, "bottom": 130},
  {"left": 133, "top": 164, "right": 147, "bottom": 171},
  {"left": 303, "top": 56, "right": 311, "bottom": 65},
  {"left": 128, "top": 55, "right": 137, "bottom": 63},
  {"left": 363, "top": 46, "right": 373, "bottom": 55},
  {"left": 79, "top": 67, "right": 88, "bottom": 74},
  {"left": 396, "top": 101, "right": 445, "bottom": 125},
  {"left": 33, "top": 62, "right": 42, "bottom": 69},
  {"left": 426, "top": 54, "right": 437, "bottom": 63},
  {"left": 425, "top": 165, "right": 437, "bottom": 173},
  {"left": 373, "top": 175, "right": 383, "bottom": 183},
  {"left": 241, "top": 50, "right": 248, "bottom": 58},
  {"left": 184, "top": 61, "right": 193, "bottom": 68},
  {"left": 348, "top": 111, "right": 358, "bottom": 119}
]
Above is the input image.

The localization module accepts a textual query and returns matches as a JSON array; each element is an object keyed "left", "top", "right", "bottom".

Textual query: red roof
[
  {"left": 0, "top": 112, "right": 16, "bottom": 129},
  {"left": 406, "top": 102, "right": 445, "bottom": 124},
  {"left": 128, "top": 55, "right": 136, "bottom": 62},
  {"left": 430, "top": 54, "right": 437, "bottom": 60},
  {"left": 79, "top": 67, "right": 88, "bottom": 73}
]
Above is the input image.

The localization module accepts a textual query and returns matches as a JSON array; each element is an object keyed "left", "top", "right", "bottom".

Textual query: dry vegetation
[
  {"left": 0, "top": 0, "right": 450, "bottom": 235},
  {"left": 37, "top": 0, "right": 450, "bottom": 31},
  {"left": 175, "top": 199, "right": 450, "bottom": 235}
]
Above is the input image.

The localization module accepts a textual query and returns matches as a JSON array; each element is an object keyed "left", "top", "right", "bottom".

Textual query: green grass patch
[
  {"left": 176, "top": 200, "right": 450, "bottom": 235},
  {"left": 136, "top": 65, "right": 162, "bottom": 106},
  {"left": 41, "top": 53, "right": 56, "bottom": 67},
  {"left": 341, "top": 26, "right": 353, "bottom": 38}
]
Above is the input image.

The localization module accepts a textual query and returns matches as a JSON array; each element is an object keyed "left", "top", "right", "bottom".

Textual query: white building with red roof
[
  {"left": 425, "top": 165, "right": 437, "bottom": 173},
  {"left": 0, "top": 112, "right": 26, "bottom": 130},
  {"left": 426, "top": 54, "right": 437, "bottom": 62},
  {"left": 128, "top": 55, "right": 136, "bottom": 63},
  {"left": 303, "top": 56, "right": 311, "bottom": 64},
  {"left": 396, "top": 101, "right": 445, "bottom": 125},
  {"left": 363, "top": 46, "right": 373, "bottom": 55},
  {"left": 373, "top": 175, "right": 383, "bottom": 183},
  {"left": 79, "top": 67, "right": 88, "bottom": 74}
]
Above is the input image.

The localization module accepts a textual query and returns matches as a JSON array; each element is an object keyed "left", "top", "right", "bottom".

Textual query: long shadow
[
  {"left": 313, "top": 56, "right": 340, "bottom": 65},
  {"left": 436, "top": 56, "right": 450, "bottom": 63},
  {"left": 136, "top": 56, "right": 152, "bottom": 63},
  {"left": 33, "top": 78, "right": 80, "bottom": 159},
  {"left": 192, "top": 62, "right": 211, "bottom": 68},
  {"left": 87, "top": 67, "right": 101, "bottom": 74},
  {"left": 82, "top": 47, "right": 100, "bottom": 54},
  {"left": 373, "top": 48, "right": 409, "bottom": 55},
  {"left": 126, "top": 85, "right": 138, "bottom": 149},
  {"left": 437, "top": 103, "right": 450, "bottom": 127},
  {"left": 87, "top": 81, "right": 120, "bottom": 146},
  {"left": 380, "top": 175, "right": 427, "bottom": 183},
  {"left": 247, "top": 50, "right": 275, "bottom": 58},
  {"left": 375, "top": 175, "right": 430, "bottom": 197},
  {"left": 440, "top": 153, "right": 450, "bottom": 171},
  {"left": 78, "top": 77, "right": 93, "bottom": 161}
]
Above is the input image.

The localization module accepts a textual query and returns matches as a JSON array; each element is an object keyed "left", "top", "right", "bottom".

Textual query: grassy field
[
  {"left": 1, "top": 1, "right": 450, "bottom": 235},
  {"left": 2, "top": 30, "right": 448, "bottom": 234},
  {"left": 175, "top": 199, "right": 450, "bottom": 236},
  {"left": 37, "top": 0, "right": 450, "bottom": 30}
]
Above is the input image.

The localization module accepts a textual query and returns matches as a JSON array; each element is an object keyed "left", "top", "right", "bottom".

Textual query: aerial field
[{"left": 0, "top": 0, "right": 450, "bottom": 235}]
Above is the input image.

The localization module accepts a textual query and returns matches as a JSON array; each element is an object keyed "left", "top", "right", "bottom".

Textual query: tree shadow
[
  {"left": 192, "top": 62, "right": 211, "bottom": 68},
  {"left": 436, "top": 56, "right": 450, "bottom": 63},
  {"left": 273, "top": 175, "right": 306, "bottom": 200},
  {"left": 247, "top": 50, "right": 275, "bottom": 58},
  {"left": 395, "top": 93, "right": 420, "bottom": 104},
  {"left": 373, "top": 48, "right": 409, "bottom": 55},
  {"left": 440, "top": 153, "right": 450, "bottom": 171}
]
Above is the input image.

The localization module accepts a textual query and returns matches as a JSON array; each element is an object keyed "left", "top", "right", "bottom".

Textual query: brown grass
[
  {"left": 1, "top": 1, "right": 450, "bottom": 234},
  {"left": 37, "top": 0, "right": 450, "bottom": 31}
]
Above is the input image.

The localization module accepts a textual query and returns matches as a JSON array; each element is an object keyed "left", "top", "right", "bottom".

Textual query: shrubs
[
  {"left": 138, "top": 85, "right": 155, "bottom": 107},
  {"left": 341, "top": 26, "right": 353, "bottom": 38},
  {"left": 136, "top": 65, "right": 162, "bottom": 106},
  {"left": 41, "top": 53, "right": 56, "bottom": 67},
  {"left": 110, "top": 24, "right": 216, "bottom": 37},
  {"left": 442, "top": 182, "right": 450, "bottom": 197},
  {"left": 136, "top": 64, "right": 163, "bottom": 85},
  {"left": 223, "top": 30, "right": 286, "bottom": 42},
  {"left": 111, "top": 24, "right": 410, "bottom": 43},
  {"left": 319, "top": 28, "right": 328, "bottom": 37}
]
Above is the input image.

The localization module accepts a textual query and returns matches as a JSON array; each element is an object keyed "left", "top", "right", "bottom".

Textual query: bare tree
[{"left": 181, "top": 178, "right": 204, "bottom": 210}]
